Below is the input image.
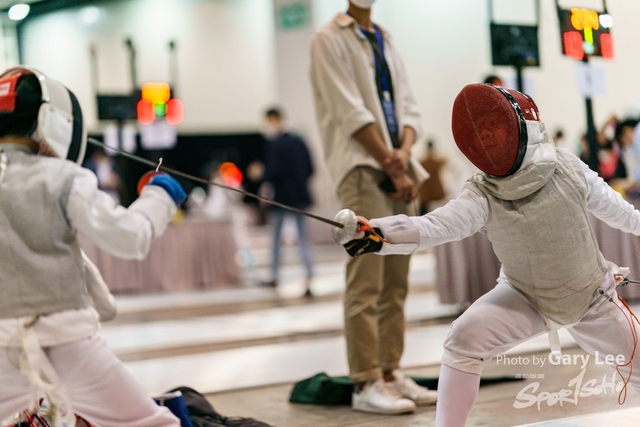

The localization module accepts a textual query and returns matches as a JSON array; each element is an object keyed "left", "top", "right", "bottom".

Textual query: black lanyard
[{"left": 347, "top": 13, "right": 399, "bottom": 138}]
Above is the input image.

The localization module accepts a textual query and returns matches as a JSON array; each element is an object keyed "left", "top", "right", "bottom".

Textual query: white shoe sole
[
  {"left": 412, "top": 395, "right": 438, "bottom": 406},
  {"left": 352, "top": 401, "right": 416, "bottom": 415}
]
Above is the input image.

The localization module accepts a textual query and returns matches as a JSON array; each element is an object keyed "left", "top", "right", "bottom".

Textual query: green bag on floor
[
  {"left": 289, "top": 372, "right": 523, "bottom": 405},
  {"left": 289, "top": 373, "right": 354, "bottom": 405}
]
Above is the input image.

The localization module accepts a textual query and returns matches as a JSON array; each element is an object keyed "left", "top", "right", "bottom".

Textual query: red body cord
[
  {"left": 357, "top": 218, "right": 393, "bottom": 244},
  {"left": 612, "top": 295, "right": 639, "bottom": 405}
]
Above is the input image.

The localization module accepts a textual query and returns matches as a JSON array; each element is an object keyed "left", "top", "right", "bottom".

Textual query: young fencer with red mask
[{"left": 342, "top": 83, "right": 640, "bottom": 426}]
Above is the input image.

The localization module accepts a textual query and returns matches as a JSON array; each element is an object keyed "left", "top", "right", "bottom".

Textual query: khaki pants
[{"left": 337, "top": 166, "right": 417, "bottom": 383}]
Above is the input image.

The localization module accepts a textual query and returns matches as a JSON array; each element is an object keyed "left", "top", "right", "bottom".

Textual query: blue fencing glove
[
  {"left": 154, "top": 391, "right": 193, "bottom": 427},
  {"left": 146, "top": 173, "right": 187, "bottom": 205}
]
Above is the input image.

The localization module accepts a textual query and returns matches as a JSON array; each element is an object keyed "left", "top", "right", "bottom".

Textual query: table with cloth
[
  {"left": 436, "top": 197, "right": 640, "bottom": 304},
  {"left": 79, "top": 219, "right": 240, "bottom": 294}
]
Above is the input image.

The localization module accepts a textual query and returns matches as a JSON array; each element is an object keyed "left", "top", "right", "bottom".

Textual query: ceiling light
[
  {"left": 79, "top": 6, "right": 101, "bottom": 25},
  {"left": 8, "top": 3, "right": 30, "bottom": 21}
]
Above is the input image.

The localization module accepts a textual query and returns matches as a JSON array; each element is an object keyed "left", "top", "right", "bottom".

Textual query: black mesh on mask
[
  {"left": 0, "top": 74, "right": 41, "bottom": 138},
  {"left": 451, "top": 84, "right": 525, "bottom": 177}
]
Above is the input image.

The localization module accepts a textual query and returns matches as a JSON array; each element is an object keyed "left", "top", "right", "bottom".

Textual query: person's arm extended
[
  {"left": 369, "top": 188, "right": 489, "bottom": 255},
  {"left": 66, "top": 167, "right": 177, "bottom": 260},
  {"left": 353, "top": 123, "right": 416, "bottom": 202}
]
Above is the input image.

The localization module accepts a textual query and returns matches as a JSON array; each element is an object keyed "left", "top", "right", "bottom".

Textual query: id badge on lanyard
[{"left": 381, "top": 92, "right": 398, "bottom": 135}]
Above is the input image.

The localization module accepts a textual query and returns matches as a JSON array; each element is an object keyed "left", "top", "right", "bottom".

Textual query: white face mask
[
  {"left": 350, "top": 0, "right": 376, "bottom": 9},
  {"left": 261, "top": 123, "right": 281, "bottom": 141}
]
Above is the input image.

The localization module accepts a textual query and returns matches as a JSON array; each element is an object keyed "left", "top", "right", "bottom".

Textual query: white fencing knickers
[
  {"left": 441, "top": 272, "right": 640, "bottom": 391},
  {"left": 0, "top": 333, "right": 180, "bottom": 427}
]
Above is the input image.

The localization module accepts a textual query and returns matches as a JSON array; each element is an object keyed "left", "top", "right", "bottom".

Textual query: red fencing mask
[{"left": 451, "top": 84, "right": 540, "bottom": 177}]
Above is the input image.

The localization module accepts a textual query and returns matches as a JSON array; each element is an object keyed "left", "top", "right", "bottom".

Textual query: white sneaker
[
  {"left": 392, "top": 370, "right": 438, "bottom": 405},
  {"left": 352, "top": 379, "right": 416, "bottom": 414}
]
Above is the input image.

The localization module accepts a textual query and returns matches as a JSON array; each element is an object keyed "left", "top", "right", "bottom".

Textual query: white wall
[
  {"left": 19, "top": 0, "right": 640, "bottom": 141},
  {"left": 0, "top": 19, "right": 20, "bottom": 71},
  {"left": 272, "top": 0, "right": 337, "bottom": 243},
  {"left": 18, "top": 0, "right": 640, "bottom": 179},
  {"left": 20, "top": 0, "right": 278, "bottom": 133},
  {"left": 312, "top": 0, "right": 640, "bottom": 161}
]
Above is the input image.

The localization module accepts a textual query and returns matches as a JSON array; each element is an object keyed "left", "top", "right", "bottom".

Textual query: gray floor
[
  {"left": 110, "top": 225, "right": 640, "bottom": 426},
  {"left": 207, "top": 347, "right": 640, "bottom": 426}
]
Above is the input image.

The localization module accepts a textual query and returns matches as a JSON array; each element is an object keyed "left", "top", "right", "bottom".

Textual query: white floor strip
[
  {"left": 123, "top": 324, "right": 578, "bottom": 395},
  {"left": 515, "top": 406, "right": 640, "bottom": 426},
  {"left": 114, "top": 251, "right": 435, "bottom": 313},
  {"left": 103, "top": 292, "right": 459, "bottom": 354}
]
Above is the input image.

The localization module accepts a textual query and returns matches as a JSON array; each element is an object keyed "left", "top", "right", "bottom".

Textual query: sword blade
[{"left": 87, "top": 137, "right": 344, "bottom": 228}]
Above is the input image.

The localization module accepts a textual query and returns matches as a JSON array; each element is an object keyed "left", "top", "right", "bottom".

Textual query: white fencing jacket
[
  {"left": 0, "top": 145, "right": 177, "bottom": 347},
  {"left": 371, "top": 124, "right": 640, "bottom": 322}
]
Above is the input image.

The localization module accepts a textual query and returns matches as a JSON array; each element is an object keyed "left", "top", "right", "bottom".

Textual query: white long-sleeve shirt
[
  {"left": 371, "top": 160, "right": 640, "bottom": 256},
  {"left": 0, "top": 160, "right": 177, "bottom": 347},
  {"left": 67, "top": 167, "right": 176, "bottom": 260}
]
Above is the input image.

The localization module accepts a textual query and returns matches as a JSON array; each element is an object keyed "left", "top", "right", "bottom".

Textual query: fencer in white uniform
[
  {"left": 342, "top": 84, "right": 640, "bottom": 427},
  {"left": 0, "top": 67, "right": 183, "bottom": 426}
]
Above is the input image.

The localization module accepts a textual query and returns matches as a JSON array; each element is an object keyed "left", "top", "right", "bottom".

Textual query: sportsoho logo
[{"left": 495, "top": 352, "right": 627, "bottom": 410}]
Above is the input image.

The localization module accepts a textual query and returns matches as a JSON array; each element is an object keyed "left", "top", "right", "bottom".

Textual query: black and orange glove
[
  {"left": 343, "top": 217, "right": 389, "bottom": 257},
  {"left": 343, "top": 227, "right": 385, "bottom": 257}
]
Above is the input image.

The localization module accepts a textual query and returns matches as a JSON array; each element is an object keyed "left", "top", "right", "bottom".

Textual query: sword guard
[{"left": 332, "top": 209, "right": 359, "bottom": 245}]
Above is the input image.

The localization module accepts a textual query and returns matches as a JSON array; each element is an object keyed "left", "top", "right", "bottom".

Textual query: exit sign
[{"left": 276, "top": 2, "right": 309, "bottom": 31}]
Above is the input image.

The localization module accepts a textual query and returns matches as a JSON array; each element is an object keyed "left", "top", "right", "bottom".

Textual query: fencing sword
[
  {"left": 87, "top": 137, "right": 359, "bottom": 244},
  {"left": 616, "top": 277, "right": 640, "bottom": 288},
  {"left": 598, "top": 274, "right": 640, "bottom": 303}
]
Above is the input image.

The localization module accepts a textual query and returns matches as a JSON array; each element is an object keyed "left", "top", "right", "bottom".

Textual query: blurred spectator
[
  {"left": 602, "top": 114, "right": 617, "bottom": 142},
  {"left": 260, "top": 107, "right": 314, "bottom": 295},
  {"left": 187, "top": 163, "right": 258, "bottom": 284},
  {"left": 598, "top": 138, "right": 624, "bottom": 182},
  {"left": 83, "top": 147, "right": 121, "bottom": 204},
  {"left": 579, "top": 133, "right": 590, "bottom": 164},
  {"left": 577, "top": 115, "right": 625, "bottom": 183},
  {"left": 483, "top": 74, "right": 503, "bottom": 86},
  {"left": 579, "top": 129, "right": 609, "bottom": 167},
  {"left": 595, "top": 115, "right": 626, "bottom": 183},
  {"left": 417, "top": 140, "right": 447, "bottom": 215},
  {"left": 244, "top": 159, "right": 269, "bottom": 226},
  {"left": 553, "top": 129, "right": 567, "bottom": 150},
  {"left": 609, "top": 119, "right": 640, "bottom": 193},
  {"left": 196, "top": 164, "right": 241, "bottom": 222}
]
